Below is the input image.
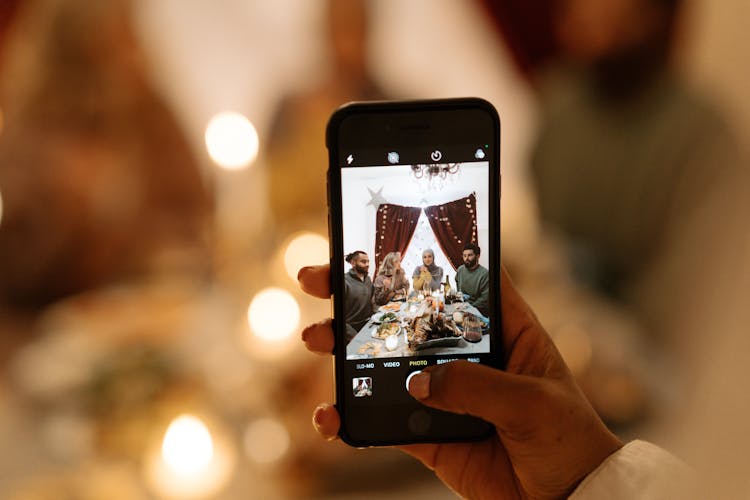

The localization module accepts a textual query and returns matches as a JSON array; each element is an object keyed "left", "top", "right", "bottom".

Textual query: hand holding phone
[
  {"left": 298, "top": 264, "right": 623, "bottom": 499},
  {"left": 327, "top": 98, "right": 503, "bottom": 445}
]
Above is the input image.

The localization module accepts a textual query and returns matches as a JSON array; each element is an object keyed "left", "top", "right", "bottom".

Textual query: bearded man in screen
[
  {"left": 343, "top": 250, "right": 374, "bottom": 341},
  {"left": 455, "top": 243, "right": 490, "bottom": 316}
]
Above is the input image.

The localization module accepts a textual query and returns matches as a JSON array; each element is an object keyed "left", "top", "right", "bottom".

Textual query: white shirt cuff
[{"left": 570, "top": 440, "right": 696, "bottom": 499}]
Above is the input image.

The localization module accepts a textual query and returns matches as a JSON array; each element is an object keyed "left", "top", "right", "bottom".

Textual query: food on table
[
  {"left": 377, "top": 312, "right": 398, "bottom": 323},
  {"left": 373, "top": 321, "right": 400, "bottom": 339},
  {"left": 406, "top": 311, "right": 461, "bottom": 349},
  {"left": 358, "top": 342, "right": 374, "bottom": 353},
  {"left": 358, "top": 342, "right": 381, "bottom": 356},
  {"left": 403, "top": 301, "right": 428, "bottom": 320},
  {"left": 379, "top": 302, "right": 401, "bottom": 312},
  {"left": 452, "top": 311, "right": 464, "bottom": 324}
]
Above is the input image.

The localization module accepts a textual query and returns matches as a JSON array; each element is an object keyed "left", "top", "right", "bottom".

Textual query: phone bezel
[{"left": 326, "top": 98, "right": 502, "bottom": 447}]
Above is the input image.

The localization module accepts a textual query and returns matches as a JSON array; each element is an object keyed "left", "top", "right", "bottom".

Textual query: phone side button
[{"left": 408, "top": 410, "right": 431, "bottom": 435}]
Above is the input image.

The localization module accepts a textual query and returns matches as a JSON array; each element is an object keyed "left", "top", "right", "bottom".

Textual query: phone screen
[{"left": 328, "top": 99, "right": 501, "bottom": 445}]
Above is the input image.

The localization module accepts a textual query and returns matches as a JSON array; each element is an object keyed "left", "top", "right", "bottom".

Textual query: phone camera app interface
[{"left": 341, "top": 158, "right": 491, "bottom": 363}]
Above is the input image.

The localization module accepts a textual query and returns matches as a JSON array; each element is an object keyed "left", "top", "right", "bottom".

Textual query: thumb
[{"left": 408, "top": 360, "right": 541, "bottom": 430}]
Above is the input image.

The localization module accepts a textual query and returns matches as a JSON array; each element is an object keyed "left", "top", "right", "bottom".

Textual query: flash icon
[{"left": 346, "top": 154, "right": 354, "bottom": 165}]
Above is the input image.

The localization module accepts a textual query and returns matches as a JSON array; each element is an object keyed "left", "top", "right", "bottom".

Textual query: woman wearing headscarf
[
  {"left": 412, "top": 249, "right": 444, "bottom": 292},
  {"left": 373, "top": 252, "right": 409, "bottom": 305}
]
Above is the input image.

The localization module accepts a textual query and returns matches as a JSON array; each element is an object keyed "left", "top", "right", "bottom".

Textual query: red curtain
[
  {"left": 374, "top": 204, "right": 421, "bottom": 276},
  {"left": 424, "top": 193, "right": 478, "bottom": 271},
  {"left": 476, "top": 0, "right": 558, "bottom": 81}
]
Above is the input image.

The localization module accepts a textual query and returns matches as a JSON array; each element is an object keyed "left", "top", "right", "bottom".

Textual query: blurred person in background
[
  {"left": 264, "top": 0, "right": 387, "bottom": 246},
  {"left": 530, "top": 0, "right": 749, "bottom": 363},
  {"left": 0, "top": 1, "right": 219, "bottom": 497},
  {"left": 476, "top": 0, "right": 750, "bottom": 428},
  {"left": 257, "top": 2, "right": 437, "bottom": 496},
  {"left": 0, "top": 0, "right": 212, "bottom": 326}
]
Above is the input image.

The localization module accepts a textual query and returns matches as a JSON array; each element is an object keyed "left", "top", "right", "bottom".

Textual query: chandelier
[{"left": 410, "top": 163, "right": 461, "bottom": 180}]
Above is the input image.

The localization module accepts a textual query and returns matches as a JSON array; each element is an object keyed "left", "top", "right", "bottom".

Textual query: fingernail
[
  {"left": 312, "top": 405, "right": 325, "bottom": 429},
  {"left": 408, "top": 372, "right": 431, "bottom": 400},
  {"left": 297, "top": 266, "right": 313, "bottom": 282}
]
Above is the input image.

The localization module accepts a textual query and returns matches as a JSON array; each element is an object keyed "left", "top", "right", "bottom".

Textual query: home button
[{"left": 408, "top": 410, "right": 431, "bottom": 435}]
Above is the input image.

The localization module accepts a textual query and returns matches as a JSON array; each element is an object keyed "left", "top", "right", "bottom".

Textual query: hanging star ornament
[{"left": 367, "top": 186, "right": 388, "bottom": 207}]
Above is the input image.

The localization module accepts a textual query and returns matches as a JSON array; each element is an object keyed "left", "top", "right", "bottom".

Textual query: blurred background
[{"left": 0, "top": 0, "right": 747, "bottom": 498}]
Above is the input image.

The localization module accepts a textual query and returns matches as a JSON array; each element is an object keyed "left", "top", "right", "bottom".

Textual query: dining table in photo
[{"left": 346, "top": 294, "right": 490, "bottom": 359}]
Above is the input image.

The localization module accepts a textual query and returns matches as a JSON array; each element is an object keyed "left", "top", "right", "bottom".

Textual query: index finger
[{"left": 298, "top": 265, "right": 331, "bottom": 299}]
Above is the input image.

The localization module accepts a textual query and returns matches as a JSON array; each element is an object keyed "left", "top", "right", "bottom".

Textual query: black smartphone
[{"left": 326, "top": 98, "right": 502, "bottom": 446}]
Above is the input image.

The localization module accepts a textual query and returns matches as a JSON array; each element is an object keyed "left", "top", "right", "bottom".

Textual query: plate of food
[
  {"left": 379, "top": 302, "right": 402, "bottom": 313},
  {"left": 371, "top": 311, "right": 398, "bottom": 324},
  {"left": 372, "top": 321, "right": 401, "bottom": 339},
  {"left": 406, "top": 312, "right": 462, "bottom": 350}
]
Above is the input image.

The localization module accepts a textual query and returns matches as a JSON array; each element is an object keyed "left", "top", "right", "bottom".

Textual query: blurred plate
[
  {"left": 378, "top": 303, "right": 402, "bottom": 313},
  {"left": 371, "top": 311, "right": 399, "bottom": 324},
  {"left": 372, "top": 323, "right": 401, "bottom": 339}
]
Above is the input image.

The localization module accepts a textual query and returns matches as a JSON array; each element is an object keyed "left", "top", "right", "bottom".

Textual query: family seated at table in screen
[
  {"left": 343, "top": 246, "right": 490, "bottom": 342},
  {"left": 373, "top": 251, "right": 410, "bottom": 305},
  {"left": 344, "top": 250, "right": 374, "bottom": 342},
  {"left": 455, "top": 243, "right": 490, "bottom": 317},
  {"left": 411, "top": 248, "right": 444, "bottom": 292}
]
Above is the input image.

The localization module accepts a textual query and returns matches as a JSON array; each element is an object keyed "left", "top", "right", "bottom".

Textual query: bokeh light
[
  {"left": 284, "top": 232, "right": 329, "bottom": 281},
  {"left": 247, "top": 287, "right": 300, "bottom": 342},
  {"left": 161, "top": 415, "right": 214, "bottom": 475},
  {"left": 243, "top": 417, "right": 291, "bottom": 464},
  {"left": 146, "top": 414, "right": 234, "bottom": 500},
  {"left": 204, "top": 111, "right": 259, "bottom": 170}
]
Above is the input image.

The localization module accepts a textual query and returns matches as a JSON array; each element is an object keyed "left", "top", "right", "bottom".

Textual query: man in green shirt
[{"left": 455, "top": 243, "right": 490, "bottom": 317}]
